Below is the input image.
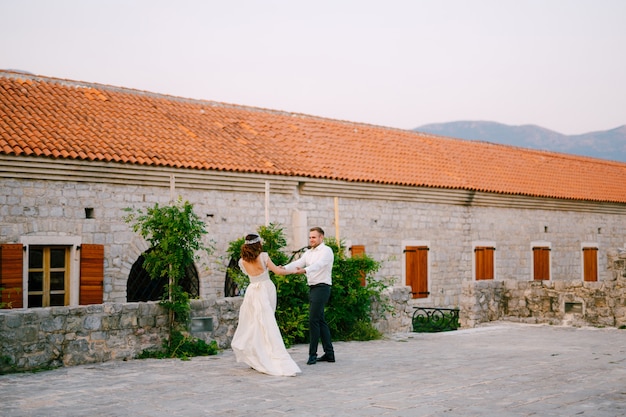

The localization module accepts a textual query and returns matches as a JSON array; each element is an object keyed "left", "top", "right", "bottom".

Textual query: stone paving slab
[{"left": 1, "top": 322, "right": 625, "bottom": 417}]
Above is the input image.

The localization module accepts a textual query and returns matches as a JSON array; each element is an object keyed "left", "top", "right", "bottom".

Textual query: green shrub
[{"left": 138, "top": 330, "right": 219, "bottom": 360}]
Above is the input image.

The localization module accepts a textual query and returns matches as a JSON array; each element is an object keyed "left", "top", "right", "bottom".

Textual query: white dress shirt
[{"left": 284, "top": 243, "right": 334, "bottom": 286}]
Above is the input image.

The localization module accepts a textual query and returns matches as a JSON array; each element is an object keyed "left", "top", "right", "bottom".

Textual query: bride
[{"left": 231, "top": 234, "right": 302, "bottom": 377}]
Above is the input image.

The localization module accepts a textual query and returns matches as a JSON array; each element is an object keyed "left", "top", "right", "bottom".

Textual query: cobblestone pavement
[{"left": 1, "top": 322, "right": 625, "bottom": 417}]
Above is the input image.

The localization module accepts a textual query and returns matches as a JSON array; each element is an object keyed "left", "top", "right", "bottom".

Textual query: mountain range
[{"left": 414, "top": 121, "right": 626, "bottom": 163}]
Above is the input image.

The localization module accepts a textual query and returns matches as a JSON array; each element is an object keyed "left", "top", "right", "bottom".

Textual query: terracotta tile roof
[{"left": 2, "top": 70, "right": 626, "bottom": 204}]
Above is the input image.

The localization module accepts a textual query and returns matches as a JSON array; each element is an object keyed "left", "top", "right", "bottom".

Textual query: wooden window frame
[
  {"left": 582, "top": 246, "right": 598, "bottom": 282},
  {"left": 532, "top": 246, "right": 551, "bottom": 281},
  {"left": 404, "top": 245, "right": 429, "bottom": 299},
  {"left": 27, "top": 245, "right": 71, "bottom": 307},
  {"left": 474, "top": 245, "right": 496, "bottom": 281}
]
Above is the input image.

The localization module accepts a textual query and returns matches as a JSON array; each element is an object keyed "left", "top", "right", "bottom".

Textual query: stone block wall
[
  {"left": 0, "top": 298, "right": 245, "bottom": 373},
  {"left": 189, "top": 296, "right": 242, "bottom": 348},
  {"left": 3, "top": 177, "right": 626, "bottom": 311},
  {"left": 370, "top": 285, "right": 413, "bottom": 334},
  {"left": 459, "top": 280, "right": 506, "bottom": 328},
  {"left": 0, "top": 302, "right": 168, "bottom": 372},
  {"left": 459, "top": 249, "right": 626, "bottom": 328}
]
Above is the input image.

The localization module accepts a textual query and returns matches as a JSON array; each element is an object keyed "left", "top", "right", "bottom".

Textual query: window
[
  {"left": 0, "top": 239, "right": 103, "bottom": 309},
  {"left": 404, "top": 245, "right": 429, "bottom": 299},
  {"left": 582, "top": 246, "right": 598, "bottom": 282},
  {"left": 28, "top": 246, "right": 70, "bottom": 307},
  {"left": 127, "top": 250, "right": 199, "bottom": 302},
  {"left": 474, "top": 245, "right": 495, "bottom": 280},
  {"left": 532, "top": 246, "right": 551, "bottom": 280}
]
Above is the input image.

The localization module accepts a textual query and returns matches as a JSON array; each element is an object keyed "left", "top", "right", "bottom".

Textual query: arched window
[
  {"left": 223, "top": 256, "right": 240, "bottom": 297},
  {"left": 127, "top": 250, "right": 199, "bottom": 302}
]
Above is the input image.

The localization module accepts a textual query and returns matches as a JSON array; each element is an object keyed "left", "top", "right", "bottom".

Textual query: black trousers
[{"left": 308, "top": 284, "right": 334, "bottom": 357}]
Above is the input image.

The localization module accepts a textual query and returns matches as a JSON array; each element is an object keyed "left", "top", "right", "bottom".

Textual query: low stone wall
[
  {"left": 189, "top": 296, "right": 242, "bottom": 348},
  {"left": 460, "top": 250, "right": 626, "bottom": 328},
  {"left": 459, "top": 280, "right": 505, "bottom": 328},
  {"left": 0, "top": 302, "right": 168, "bottom": 373},
  {"left": 502, "top": 278, "right": 626, "bottom": 327},
  {"left": 371, "top": 285, "right": 413, "bottom": 334},
  {"left": 0, "top": 297, "right": 245, "bottom": 373}
]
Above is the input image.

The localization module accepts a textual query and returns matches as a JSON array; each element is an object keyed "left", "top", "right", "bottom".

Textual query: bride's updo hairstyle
[{"left": 241, "top": 234, "right": 263, "bottom": 261}]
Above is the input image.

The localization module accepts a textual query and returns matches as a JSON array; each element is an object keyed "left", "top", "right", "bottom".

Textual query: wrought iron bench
[{"left": 412, "top": 307, "right": 460, "bottom": 332}]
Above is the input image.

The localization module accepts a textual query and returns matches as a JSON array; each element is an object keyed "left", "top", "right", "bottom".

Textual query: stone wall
[
  {"left": 0, "top": 302, "right": 167, "bottom": 372},
  {"left": 3, "top": 177, "right": 626, "bottom": 309},
  {"left": 459, "top": 280, "right": 505, "bottom": 328},
  {"left": 370, "top": 286, "right": 414, "bottom": 334},
  {"left": 189, "top": 297, "right": 242, "bottom": 348},
  {"left": 0, "top": 297, "right": 244, "bottom": 373},
  {"left": 460, "top": 249, "right": 626, "bottom": 328}
]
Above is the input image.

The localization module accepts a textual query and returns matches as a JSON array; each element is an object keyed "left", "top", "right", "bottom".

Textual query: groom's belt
[{"left": 309, "top": 283, "right": 331, "bottom": 288}]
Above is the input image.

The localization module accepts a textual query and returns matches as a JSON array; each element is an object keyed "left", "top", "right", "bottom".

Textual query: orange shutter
[
  {"left": 533, "top": 247, "right": 550, "bottom": 280},
  {"left": 475, "top": 247, "right": 495, "bottom": 280},
  {"left": 405, "top": 246, "right": 429, "bottom": 298},
  {"left": 0, "top": 244, "right": 24, "bottom": 308},
  {"left": 80, "top": 244, "right": 104, "bottom": 305},
  {"left": 350, "top": 245, "right": 366, "bottom": 286},
  {"left": 582, "top": 247, "right": 598, "bottom": 282}
]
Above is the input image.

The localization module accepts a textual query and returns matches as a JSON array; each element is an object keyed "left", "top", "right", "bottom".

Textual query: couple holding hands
[{"left": 231, "top": 227, "right": 335, "bottom": 377}]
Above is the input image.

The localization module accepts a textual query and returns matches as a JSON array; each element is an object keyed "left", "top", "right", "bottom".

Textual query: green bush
[{"left": 138, "top": 330, "right": 219, "bottom": 360}]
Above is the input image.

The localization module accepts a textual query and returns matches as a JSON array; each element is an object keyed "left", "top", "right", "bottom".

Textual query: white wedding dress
[{"left": 231, "top": 252, "right": 301, "bottom": 377}]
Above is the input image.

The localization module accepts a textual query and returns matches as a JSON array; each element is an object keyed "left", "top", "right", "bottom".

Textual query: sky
[{"left": 1, "top": 0, "right": 625, "bottom": 135}]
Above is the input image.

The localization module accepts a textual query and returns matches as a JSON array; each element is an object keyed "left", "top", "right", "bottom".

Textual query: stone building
[{"left": 1, "top": 70, "right": 625, "bottom": 331}]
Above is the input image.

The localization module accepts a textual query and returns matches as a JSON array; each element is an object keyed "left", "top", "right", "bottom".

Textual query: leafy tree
[{"left": 124, "top": 198, "right": 217, "bottom": 358}]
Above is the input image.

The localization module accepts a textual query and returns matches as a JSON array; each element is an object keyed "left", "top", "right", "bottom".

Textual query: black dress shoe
[
  {"left": 307, "top": 355, "right": 317, "bottom": 365},
  {"left": 317, "top": 354, "right": 335, "bottom": 362}
]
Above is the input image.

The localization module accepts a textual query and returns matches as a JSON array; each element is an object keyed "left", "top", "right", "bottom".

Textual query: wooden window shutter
[
  {"left": 405, "top": 246, "right": 429, "bottom": 298},
  {"left": 350, "top": 245, "right": 366, "bottom": 286},
  {"left": 475, "top": 247, "right": 495, "bottom": 280},
  {"left": 533, "top": 247, "right": 550, "bottom": 280},
  {"left": 0, "top": 244, "right": 24, "bottom": 309},
  {"left": 582, "top": 247, "right": 598, "bottom": 282},
  {"left": 80, "top": 244, "right": 104, "bottom": 305}
]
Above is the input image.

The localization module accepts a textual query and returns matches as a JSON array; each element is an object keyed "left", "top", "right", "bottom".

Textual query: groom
[{"left": 283, "top": 227, "right": 335, "bottom": 365}]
